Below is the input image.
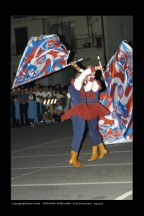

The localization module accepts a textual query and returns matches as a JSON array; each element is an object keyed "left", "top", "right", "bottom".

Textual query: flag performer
[{"left": 61, "top": 62, "right": 110, "bottom": 167}]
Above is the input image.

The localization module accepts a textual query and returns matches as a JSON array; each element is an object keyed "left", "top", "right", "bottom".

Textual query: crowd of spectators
[{"left": 11, "top": 83, "right": 70, "bottom": 128}]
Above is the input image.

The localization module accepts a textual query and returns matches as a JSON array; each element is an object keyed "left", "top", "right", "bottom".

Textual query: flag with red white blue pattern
[
  {"left": 99, "top": 41, "right": 133, "bottom": 143},
  {"left": 12, "top": 34, "right": 70, "bottom": 88}
]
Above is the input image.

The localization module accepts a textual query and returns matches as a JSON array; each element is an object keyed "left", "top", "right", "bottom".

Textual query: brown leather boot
[
  {"left": 88, "top": 146, "right": 99, "bottom": 161},
  {"left": 69, "top": 151, "right": 82, "bottom": 167},
  {"left": 98, "top": 143, "right": 108, "bottom": 159}
]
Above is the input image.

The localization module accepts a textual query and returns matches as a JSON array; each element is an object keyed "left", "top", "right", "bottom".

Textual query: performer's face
[
  {"left": 76, "top": 73, "right": 89, "bottom": 85},
  {"left": 83, "top": 76, "right": 89, "bottom": 85}
]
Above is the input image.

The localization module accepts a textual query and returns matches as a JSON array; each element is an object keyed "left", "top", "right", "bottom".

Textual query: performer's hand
[
  {"left": 87, "top": 65, "right": 91, "bottom": 68},
  {"left": 70, "top": 62, "right": 76, "bottom": 67},
  {"left": 96, "top": 65, "right": 104, "bottom": 71},
  {"left": 70, "top": 61, "right": 81, "bottom": 72}
]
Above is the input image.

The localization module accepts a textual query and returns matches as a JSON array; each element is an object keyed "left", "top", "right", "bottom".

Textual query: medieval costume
[{"left": 61, "top": 62, "right": 110, "bottom": 167}]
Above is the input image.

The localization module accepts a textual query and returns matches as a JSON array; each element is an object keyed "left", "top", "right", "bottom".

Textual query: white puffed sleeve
[
  {"left": 91, "top": 80, "right": 101, "bottom": 92},
  {"left": 74, "top": 68, "right": 91, "bottom": 90}
]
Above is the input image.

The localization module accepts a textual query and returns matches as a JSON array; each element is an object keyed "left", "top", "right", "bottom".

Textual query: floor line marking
[
  {"left": 12, "top": 163, "right": 132, "bottom": 170},
  {"left": 11, "top": 151, "right": 132, "bottom": 159},
  {"left": 11, "top": 181, "right": 132, "bottom": 187},
  {"left": 11, "top": 139, "right": 130, "bottom": 153},
  {"left": 49, "top": 163, "right": 132, "bottom": 168},
  {"left": 115, "top": 190, "right": 133, "bottom": 200},
  {"left": 11, "top": 167, "right": 47, "bottom": 180},
  {"left": 11, "top": 137, "right": 72, "bottom": 153}
]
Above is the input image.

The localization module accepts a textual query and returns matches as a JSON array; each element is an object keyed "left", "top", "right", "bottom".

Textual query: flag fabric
[
  {"left": 12, "top": 34, "right": 70, "bottom": 88},
  {"left": 99, "top": 41, "right": 133, "bottom": 143}
]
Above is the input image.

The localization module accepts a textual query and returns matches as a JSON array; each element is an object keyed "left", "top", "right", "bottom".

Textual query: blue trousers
[{"left": 71, "top": 116, "right": 103, "bottom": 152}]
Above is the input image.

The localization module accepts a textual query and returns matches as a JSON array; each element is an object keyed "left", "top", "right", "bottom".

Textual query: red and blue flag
[
  {"left": 12, "top": 34, "right": 70, "bottom": 88},
  {"left": 99, "top": 41, "right": 133, "bottom": 143}
]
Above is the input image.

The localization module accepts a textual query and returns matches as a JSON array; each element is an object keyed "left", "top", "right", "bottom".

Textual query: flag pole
[
  {"left": 97, "top": 56, "right": 107, "bottom": 87},
  {"left": 66, "top": 58, "right": 84, "bottom": 67}
]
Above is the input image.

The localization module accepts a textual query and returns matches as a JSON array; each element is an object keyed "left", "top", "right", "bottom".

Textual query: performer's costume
[{"left": 61, "top": 66, "right": 110, "bottom": 167}]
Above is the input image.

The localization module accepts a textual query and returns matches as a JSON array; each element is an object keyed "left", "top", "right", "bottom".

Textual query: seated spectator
[
  {"left": 52, "top": 100, "right": 64, "bottom": 122},
  {"left": 43, "top": 111, "right": 53, "bottom": 124},
  {"left": 60, "top": 88, "right": 68, "bottom": 108}
]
